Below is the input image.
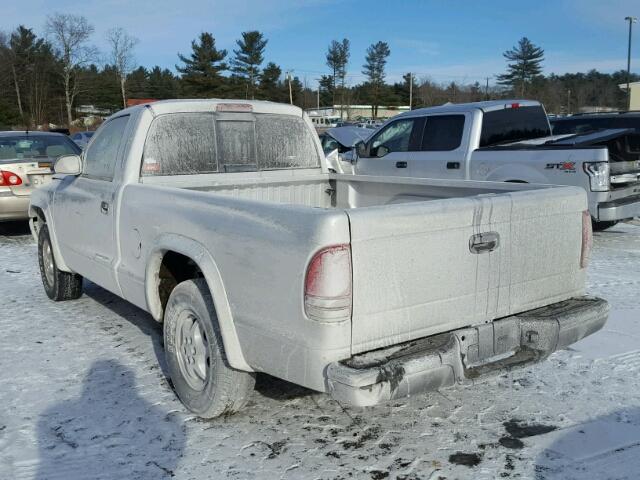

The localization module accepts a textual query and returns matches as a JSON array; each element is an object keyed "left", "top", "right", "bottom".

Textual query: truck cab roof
[
  {"left": 396, "top": 99, "right": 542, "bottom": 118},
  {"left": 113, "top": 99, "right": 305, "bottom": 119}
]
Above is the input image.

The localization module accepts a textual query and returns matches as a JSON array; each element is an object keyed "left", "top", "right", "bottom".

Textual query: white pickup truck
[
  {"left": 348, "top": 100, "right": 640, "bottom": 230},
  {"left": 30, "top": 99, "right": 607, "bottom": 418}
]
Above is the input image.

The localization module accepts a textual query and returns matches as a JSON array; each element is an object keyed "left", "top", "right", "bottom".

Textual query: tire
[
  {"left": 592, "top": 220, "right": 618, "bottom": 232},
  {"left": 38, "top": 224, "right": 83, "bottom": 301},
  {"left": 163, "top": 278, "right": 255, "bottom": 418}
]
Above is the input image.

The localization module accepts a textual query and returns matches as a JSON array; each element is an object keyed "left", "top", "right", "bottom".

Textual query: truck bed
[
  {"left": 137, "top": 171, "right": 587, "bottom": 363},
  {"left": 140, "top": 168, "right": 548, "bottom": 209}
]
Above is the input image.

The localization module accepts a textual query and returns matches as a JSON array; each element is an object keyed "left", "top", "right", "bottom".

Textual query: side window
[
  {"left": 83, "top": 115, "right": 129, "bottom": 180},
  {"left": 72, "top": 133, "right": 82, "bottom": 141},
  {"left": 369, "top": 119, "right": 416, "bottom": 156},
  {"left": 421, "top": 115, "right": 465, "bottom": 151},
  {"left": 143, "top": 113, "right": 217, "bottom": 175}
]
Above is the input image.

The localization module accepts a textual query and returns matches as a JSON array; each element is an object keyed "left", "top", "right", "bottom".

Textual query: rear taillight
[
  {"left": 583, "top": 162, "right": 610, "bottom": 192},
  {"left": 0, "top": 170, "right": 22, "bottom": 186},
  {"left": 304, "top": 244, "right": 352, "bottom": 323},
  {"left": 581, "top": 210, "right": 592, "bottom": 269}
]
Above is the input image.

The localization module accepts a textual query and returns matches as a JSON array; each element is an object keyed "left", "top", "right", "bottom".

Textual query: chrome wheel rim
[
  {"left": 175, "top": 310, "right": 210, "bottom": 391},
  {"left": 42, "top": 239, "right": 55, "bottom": 287}
]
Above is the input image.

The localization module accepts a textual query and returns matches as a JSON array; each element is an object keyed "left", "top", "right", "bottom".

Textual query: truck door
[
  {"left": 410, "top": 114, "right": 468, "bottom": 180},
  {"left": 53, "top": 115, "right": 130, "bottom": 295},
  {"left": 354, "top": 117, "right": 424, "bottom": 176}
]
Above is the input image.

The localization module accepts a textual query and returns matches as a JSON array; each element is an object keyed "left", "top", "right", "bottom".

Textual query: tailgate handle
[
  {"left": 396, "top": 161, "right": 407, "bottom": 168},
  {"left": 100, "top": 201, "right": 109, "bottom": 215},
  {"left": 469, "top": 232, "right": 500, "bottom": 254},
  {"left": 447, "top": 162, "right": 460, "bottom": 169}
]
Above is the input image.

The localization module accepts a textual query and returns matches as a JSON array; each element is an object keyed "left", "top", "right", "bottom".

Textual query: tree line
[{"left": 1, "top": 14, "right": 638, "bottom": 129}]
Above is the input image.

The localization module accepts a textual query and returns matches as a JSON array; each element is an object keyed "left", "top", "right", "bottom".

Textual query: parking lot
[{"left": 1, "top": 220, "right": 639, "bottom": 480}]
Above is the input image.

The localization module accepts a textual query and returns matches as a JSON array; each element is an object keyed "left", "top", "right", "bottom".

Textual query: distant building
[
  {"left": 306, "top": 105, "right": 411, "bottom": 122},
  {"left": 618, "top": 82, "right": 640, "bottom": 110},
  {"left": 126, "top": 98, "right": 159, "bottom": 107},
  {"left": 76, "top": 104, "right": 112, "bottom": 116},
  {"left": 577, "top": 106, "right": 618, "bottom": 113}
]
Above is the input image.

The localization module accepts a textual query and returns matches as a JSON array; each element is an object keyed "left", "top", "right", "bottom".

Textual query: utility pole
[
  {"left": 409, "top": 72, "right": 413, "bottom": 110},
  {"left": 485, "top": 77, "right": 490, "bottom": 100},
  {"left": 317, "top": 87, "right": 320, "bottom": 109},
  {"left": 286, "top": 71, "right": 293, "bottom": 105},
  {"left": 567, "top": 89, "right": 571, "bottom": 115},
  {"left": 625, "top": 16, "right": 637, "bottom": 111}
]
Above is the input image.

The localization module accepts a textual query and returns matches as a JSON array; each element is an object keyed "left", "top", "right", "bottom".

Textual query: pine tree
[
  {"left": 362, "top": 41, "right": 390, "bottom": 118},
  {"left": 259, "top": 62, "right": 283, "bottom": 101},
  {"left": 326, "top": 38, "right": 350, "bottom": 106},
  {"left": 148, "top": 66, "right": 179, "bottom": 99},
  {"left": 231, "top": 31, "right": 268, "bottom": 99},
  {"left": 497, "top": 37, "right": 544, "bottom": 96},
  {"left": 318, "top": 75, "right": 334, "bottom": 107},
  {"left": 176, "top": 32, "right": 227, "bottom": 97}
]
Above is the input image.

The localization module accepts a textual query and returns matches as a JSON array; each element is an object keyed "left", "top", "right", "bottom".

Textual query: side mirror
[
  {"left": 355, "top": 140, "right": 368, "bottom": 158},
  {"left": 54, "top": 154, "right": 82, "bottom": 175},
  {"left": 375, "top": 145, "right": 390, "bottom": 158}
]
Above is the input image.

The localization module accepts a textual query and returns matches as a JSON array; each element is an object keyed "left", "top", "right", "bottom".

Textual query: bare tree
[
  {"left": 106, "top": 27, "right": 138, "bottom": 108},
  {"left": 45, "top": 13, "right": 97, "bottom": 126}
]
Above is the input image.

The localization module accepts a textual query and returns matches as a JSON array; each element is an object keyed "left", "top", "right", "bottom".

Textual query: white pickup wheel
[
  {"left": 38, "top": 224, "right": 83, "bottom": 301},
  {"left": 163, "top": 278, "right": 255, "bottom": 418}
]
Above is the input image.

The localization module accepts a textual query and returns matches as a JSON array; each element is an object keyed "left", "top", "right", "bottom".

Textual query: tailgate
[{"left": 346, "top": 186, "right": 587, "bottom": 354}]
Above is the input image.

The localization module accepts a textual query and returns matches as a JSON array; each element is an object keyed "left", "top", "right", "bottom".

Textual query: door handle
[
  {"left": 396, "top": 161, "right": 408, "bottom": 168},
  {"left": 447, "top": 162, "right": 461, "bottom": 169},
  {"left": 469, "top": 232, "right": 500, "bottom": 254},
  {"left": 100, "top": 201, "right": 109, "bottom": 215}
]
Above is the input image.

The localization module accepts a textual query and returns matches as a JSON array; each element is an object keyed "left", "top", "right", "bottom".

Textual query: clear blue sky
[{"left": 3, "top": 0, "right": 639, "bottom": 87}]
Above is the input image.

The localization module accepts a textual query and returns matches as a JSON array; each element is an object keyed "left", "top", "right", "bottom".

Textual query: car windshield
[{"left": 0, "top": 134, "right": 80, "bottom": 161}]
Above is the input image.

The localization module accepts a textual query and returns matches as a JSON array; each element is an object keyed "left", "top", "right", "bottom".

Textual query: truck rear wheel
[
  {"left": 163, "top": 278, "right": 255, "bottom": 418},
  {"left": 592, "top": 220, "right": 618, "bottom": 231},
  {"left": 38, "top": 224, "right": 83, "bottom": 301}
]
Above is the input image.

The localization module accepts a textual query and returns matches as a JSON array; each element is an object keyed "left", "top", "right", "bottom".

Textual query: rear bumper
[
  {"left": 0, "top": 193, "right": 30, "bottom": 221},
  {"left": 326, "top": 296, "right": 609, "bottom": 407},
  {"left": 598, "top": 194, "right": 640, "bottom": 221}
]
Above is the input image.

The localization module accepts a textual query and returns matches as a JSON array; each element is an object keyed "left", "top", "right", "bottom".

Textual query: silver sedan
[{"left": 0, "top": 131, "right": 81, "bottom": 221}]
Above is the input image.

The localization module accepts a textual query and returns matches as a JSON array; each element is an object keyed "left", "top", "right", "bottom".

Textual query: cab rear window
[
  {"left": 142, "top": 112, "right": 320, "bottom": 176},
  {"left": 480, "top": 106, "right": 551, "bottom": 147}
]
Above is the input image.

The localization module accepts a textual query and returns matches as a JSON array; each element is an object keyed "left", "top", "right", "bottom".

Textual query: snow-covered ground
[{"left": 1, "top": 221, "right": 639, "bottom": 480}]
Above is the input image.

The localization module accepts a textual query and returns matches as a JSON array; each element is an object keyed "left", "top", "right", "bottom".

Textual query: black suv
[{"left": 551, "top": 112, "right": 640, "bottom": 135}]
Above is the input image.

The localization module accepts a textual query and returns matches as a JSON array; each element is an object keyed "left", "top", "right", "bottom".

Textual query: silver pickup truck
[
  {"left": 30, "top": 99, "right": 608, "bottom": 418},
  {"left": 348, "top": 100, "right": 640, "bottom": 230}
]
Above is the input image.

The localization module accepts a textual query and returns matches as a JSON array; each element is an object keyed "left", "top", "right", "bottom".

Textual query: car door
[
  {"left": 410, "top": 114, "right": 468, "bottom": 180},
  {"left": 354, "top": 117, "right": 424, "bottom": 177},
  {"left": 53, "top": 115, "right": 130, "bottom": 295}
]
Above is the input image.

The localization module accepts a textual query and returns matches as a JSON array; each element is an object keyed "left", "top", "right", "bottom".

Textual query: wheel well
[
  {"left": 158, "top": 251, "right": 203, "bottom": 311},
  {"left": 30, "top": 207, "right": 46, "bottom": 236}
]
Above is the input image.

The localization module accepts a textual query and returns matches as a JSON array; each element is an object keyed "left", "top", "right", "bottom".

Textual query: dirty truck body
[{"left": 30, "top": 100, "right": 607, "bottom": 415}]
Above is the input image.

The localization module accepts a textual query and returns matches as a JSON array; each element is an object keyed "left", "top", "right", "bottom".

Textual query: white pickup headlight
[{"left": 583, "top": 162, "right": 610, "bottom": 192}]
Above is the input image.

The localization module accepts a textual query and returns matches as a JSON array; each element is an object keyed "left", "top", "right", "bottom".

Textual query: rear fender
[
  {"left": 485, "top": 164, "right": 549, "bottom": 184},
  {"left": 145, "top": 233, "right": 251, "bottom": 371}
]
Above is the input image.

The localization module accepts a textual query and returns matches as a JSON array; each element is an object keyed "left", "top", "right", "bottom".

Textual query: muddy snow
[{"left": 1, "top": 220, "right": 639, "bottom": 479}]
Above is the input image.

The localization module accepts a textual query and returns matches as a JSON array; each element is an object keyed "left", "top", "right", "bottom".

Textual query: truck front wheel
[
  {"left": 38, "top": 224, "right": 83, "bottom": 301},
  {"left": 163, "top": 278, "right": 255, "bottom": 418}
]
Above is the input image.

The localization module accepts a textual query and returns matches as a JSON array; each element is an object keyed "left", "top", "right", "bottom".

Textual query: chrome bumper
[
  {"left": 598, "top": 194, "right": 640, "bottom": 221},
  {"left": 327, "top": 296, "right": 609, "bottom": 407}
]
